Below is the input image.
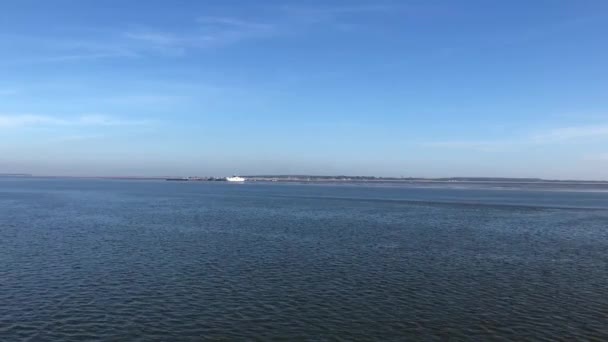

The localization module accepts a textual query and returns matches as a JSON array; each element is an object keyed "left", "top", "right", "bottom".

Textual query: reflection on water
[{"left": 1, "top": 179, "right": 608, "bottom": 340}]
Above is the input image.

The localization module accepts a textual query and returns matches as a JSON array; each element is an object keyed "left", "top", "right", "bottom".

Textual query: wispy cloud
[
  {"left": 190, "top": 4, "right": 401, "bottom": 44},
  {"left": 50, "top": 134, "right": 104, "bottom": 142},
  {"left": 0, "top": 114, "right": 151, "bottom": 128},
  {"left": 125, "top": 15, "right": 278, "bottom": 51},
  {"left": 123, "top": 32, "right": 181, "bottom": 45},
  {"left": 103, "top": 94, "right": 191, "bottom": 106},
  {"left": 77, "top": 114, "right": 151, "bottom": 126},
  {"left": 425, "top": 123, "right": 608, "bottom": 151},
  {"left": 557, "top": 112, "right": 608, "bottom": 120},
  {"left": 0, "top": 114, "right": 64, "bottom": 128},
  {"left": 197, "top": 16, "right": 274, "bottom": 30},
  {"left": 121, "top": 31, "right": 190, "bottom": 55},
  {"left": 3, "top": 3, "right": 406, "bottom": 64},
  {"left": 41, "top": 52, "right": 137, "bottom": 62},
  {"left": 530, "top": 125, "right": 608, "bottom": 142},
  {"left": 281, "top": 3, "right": 403, "bottom": 16},
  {"left": 0, "top": 33, "right": 139, "bottom": 64},
  {"left": 277, "top": 3, "right": 410, "bottom": 28},
  {"left": 424, "top": 140, "right": 520, "bottom": 152}
]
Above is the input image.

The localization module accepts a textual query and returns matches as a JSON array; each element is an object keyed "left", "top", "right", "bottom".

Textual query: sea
[{"left": 1, "top": 178, "right": 608, "bottom": 341}]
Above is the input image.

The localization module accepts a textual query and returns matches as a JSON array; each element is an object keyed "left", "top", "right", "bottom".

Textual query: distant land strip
[
  {"left": 243, "top": 175, "right": 608, "bottom": 184},
  {"left": 1, "top": 173, "right": 607, "bottom": 183}
]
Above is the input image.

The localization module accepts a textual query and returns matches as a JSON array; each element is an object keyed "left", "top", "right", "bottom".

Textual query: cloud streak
[
  {"left": 3, "top": 3, "right": 406, "bottom": 64},
  {"left": 530, "top": 125, "right": 608, "bottom": 142},
  {"left": 197, "top": 16, "right": 274, "bottom": 30},
  {"left": 50, "top": 134, "right": 105, "bottom": 142},
  {"left": 280, "top": 3, "right": 404, "bottom": 16},
  {"left": 0, "top": 114, "right": 151, "bottom": 128},
  {"left": 425, "top": 123, "right": 608, "bottom": 151},
  {"left": 125, "top": 15, "right": 279, "bottom": 52}
]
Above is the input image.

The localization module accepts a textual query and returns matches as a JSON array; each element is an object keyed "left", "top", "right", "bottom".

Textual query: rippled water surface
[{"left": 2, "top": 178, "right": 608, "bottom": 340}]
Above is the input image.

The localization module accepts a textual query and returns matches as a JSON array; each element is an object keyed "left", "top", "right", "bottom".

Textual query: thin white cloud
[
  {"left": 557, "top": 112, "right": 608, "bottom": 120},
  {"left": 425, "top": 123, "right": 608, "bottom": 150},
  {"left": 530, "top": 125, "right": 608, "bottom": 142},
  {"left": 77, "top": 114, "right": 151, "bottom": 126},
  {"left": 424, "top": 140, "right": 519, "bottom": 151},
  {"left": 0, "top": 114, "right": 66, "bottom": 128},
  {"left": 0, "top": 114, "right": 151, "bottom": 128},
  {"left": 50, "top": 134, "right": 104, "bottom": 142},
  {"left": 0, "top": 33, "right": 140, "bottom": 64},
  {"left": 103, "top": 94, "right": 191, "bottom": 106},
  {"left": 3, "top": 3, "right": 404, "bottom": 65},
  {"left": 277, "top": 3, "right": 407, "bottom": 27},
  {"left": 42, "top": 52, "right": 138, "bottom": 62},
  {"left": 281, "top": 3, "right": 403, "bottom": 15},
  {"left": 123, "top": 15, "right": 278, "bottom": 52},
  {"left": 124, "top": 30, "right": 207, "bottom": 51},
  {"left": 197, "top": 16, "right": 274, "bottom": 30},
  {"left": 124, "top": 32, "right": 181, "bottom": 45}
]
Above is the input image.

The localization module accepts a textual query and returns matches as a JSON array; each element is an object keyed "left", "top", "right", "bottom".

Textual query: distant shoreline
[{"left": 2, "top": 174, "right": 607, "bottom": 184}]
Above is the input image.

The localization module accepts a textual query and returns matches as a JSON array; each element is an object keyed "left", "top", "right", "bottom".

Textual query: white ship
[{"left": 226, "top": 176, "right": 245, "bottom": 182}]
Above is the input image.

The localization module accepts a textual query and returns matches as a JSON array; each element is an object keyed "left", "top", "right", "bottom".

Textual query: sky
[{"left": 1, "top": 0, "right": 607, "bottom": 179}]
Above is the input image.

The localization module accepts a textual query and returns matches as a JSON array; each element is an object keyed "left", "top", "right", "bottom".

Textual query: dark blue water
[{"left": 2, "top": 178, "right": 608, "bottom": 340}]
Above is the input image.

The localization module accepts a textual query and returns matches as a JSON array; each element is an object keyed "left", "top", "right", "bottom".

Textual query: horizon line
[{"left": 2, "top": 173, "right": 607, "bottom": 183}]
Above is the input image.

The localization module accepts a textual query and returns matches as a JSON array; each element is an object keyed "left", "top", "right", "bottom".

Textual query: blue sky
[{"left": 1, "top": 0, "right": 607, "bottom": 179}]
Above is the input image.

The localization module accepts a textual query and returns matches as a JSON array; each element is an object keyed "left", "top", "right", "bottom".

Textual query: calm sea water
[{"left": 1, "top": 178, "right": 608, "bottom": 341}]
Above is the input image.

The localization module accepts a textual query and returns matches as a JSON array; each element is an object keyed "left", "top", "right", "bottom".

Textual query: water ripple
[{"left": 1, "top": 180, "right": 608, "bottom": 340}]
